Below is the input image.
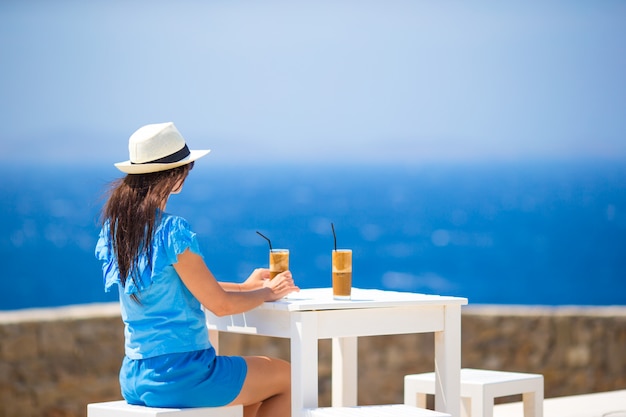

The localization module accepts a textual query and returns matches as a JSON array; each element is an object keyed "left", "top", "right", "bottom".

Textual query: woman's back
[{"left": 96, "top": 212, "right": 211, "bottom": 359}]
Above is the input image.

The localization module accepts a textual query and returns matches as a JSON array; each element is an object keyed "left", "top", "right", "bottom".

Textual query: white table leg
[
  {"left": 434, "top": 304, "right": 462, "bottom": 417},
  {"left": 291, "top": 311, "right": 319, "bottom": 417},
  {"left": 332, "top": 336, "right": 357, "bottom": 407},
  {"left": 476, "top": 392, "right": 489, "bottom": 417},
  {"left": 523, "top": 390, "right": 543, "bottom": 417},
  {"left": 461, "top": 396, "right": 471, "bottom": 417}
]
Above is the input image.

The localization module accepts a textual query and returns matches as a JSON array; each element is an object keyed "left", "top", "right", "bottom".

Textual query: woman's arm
[
  {"left": 219, "top": 281, "right": 242, "bottom": 292},
  {"left": 173, "top": 248, "right": 298, "bottom": 317}
]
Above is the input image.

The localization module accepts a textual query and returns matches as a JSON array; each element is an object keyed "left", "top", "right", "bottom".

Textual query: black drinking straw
[
  {"left": 331, "top": 223, "right": 337, "bottom": 251},
  {"left": 256, "top": 231, "right": 273, "bottom": 251}
]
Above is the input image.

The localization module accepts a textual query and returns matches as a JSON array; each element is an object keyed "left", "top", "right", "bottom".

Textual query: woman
[{"left": 96, "top": 122, "right": 299, "bottom": 417}]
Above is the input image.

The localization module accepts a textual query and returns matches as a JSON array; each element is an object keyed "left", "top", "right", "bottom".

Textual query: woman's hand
[
  {"left": 241, "top": 268, "right": 271, "bottom": 291},
  {"left": 263, "top": 270, "right": 299, "bottom": 301}
]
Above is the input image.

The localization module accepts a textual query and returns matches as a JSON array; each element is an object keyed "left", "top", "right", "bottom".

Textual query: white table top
[{"left": 263, "top": 288, "right": 468, "bottom": 311}]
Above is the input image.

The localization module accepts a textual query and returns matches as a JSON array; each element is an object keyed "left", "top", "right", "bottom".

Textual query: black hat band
[{"left": 132, "top": 144, "right": 190, "bottom": 165}]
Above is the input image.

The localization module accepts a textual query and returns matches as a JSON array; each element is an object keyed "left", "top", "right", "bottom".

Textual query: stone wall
[{"left": 1, "top": 303, "right": 625, "bottom": 417}]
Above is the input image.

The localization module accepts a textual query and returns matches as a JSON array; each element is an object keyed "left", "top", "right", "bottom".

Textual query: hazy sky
[{"left": 1, "top": 0, "right": 625, "bottom": 166}]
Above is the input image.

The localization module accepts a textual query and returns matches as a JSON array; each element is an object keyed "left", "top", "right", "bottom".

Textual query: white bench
[
  {"left": 87, "top": 400, "right": 243, "bottom": 417},
  {"left": 405, "top": 369, "right": 543, "bottom": 417},
  {"left": 304, "top": 404, "right": 450, "bottom": 416}
]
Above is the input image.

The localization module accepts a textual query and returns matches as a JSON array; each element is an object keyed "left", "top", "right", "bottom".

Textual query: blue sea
[{"left": 1, "top": 160, "right": 625, "bottom": 310}]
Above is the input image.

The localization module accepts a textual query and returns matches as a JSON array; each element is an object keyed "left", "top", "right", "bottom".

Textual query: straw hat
[{"left": 114, "top": 122, "right": 210, "bottom": 174}]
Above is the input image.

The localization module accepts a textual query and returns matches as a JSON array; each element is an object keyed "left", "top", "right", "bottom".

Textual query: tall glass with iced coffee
[
  {"left": 269, "top": 249, "right": 289, "bottom": 280},
  {"left": 332, "top": 249, "right": 352, "bottom": 300}
]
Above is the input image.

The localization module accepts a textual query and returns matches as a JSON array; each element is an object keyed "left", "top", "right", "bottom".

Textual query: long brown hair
[{"left": 101, "top": 163, "right": 194, "bottom": 297}]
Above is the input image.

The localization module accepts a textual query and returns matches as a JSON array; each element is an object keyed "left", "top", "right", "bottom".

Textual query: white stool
[
  {"left": 304, "top": 404, "right": 450, "bottom": 416},
  {"left": 404, "top": 368, "right": 543, "bottom": 417},
  {"left": 87, "top": 400, "right": 243, "bottom": 417}
]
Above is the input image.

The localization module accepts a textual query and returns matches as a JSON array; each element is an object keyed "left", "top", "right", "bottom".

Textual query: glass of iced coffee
[
  {"left": 269, "top": 249, "right": 289, "bottom": 280},
  {"left": 332, "top": 249, "right": 352, "bottom": 300}
]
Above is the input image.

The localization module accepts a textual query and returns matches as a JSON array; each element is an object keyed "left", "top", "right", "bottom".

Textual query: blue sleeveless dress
[{"left": 95, "top": 212, "right": 247, "bottom": 407}]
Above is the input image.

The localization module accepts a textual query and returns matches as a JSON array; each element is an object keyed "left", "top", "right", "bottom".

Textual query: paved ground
[{"left": 494, "top": 390, "right": 626, "bottom": 417}]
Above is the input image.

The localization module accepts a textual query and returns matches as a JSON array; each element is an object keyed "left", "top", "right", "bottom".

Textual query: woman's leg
[{"left": 229, "top": 356, "right": 291, "bottom": 417}]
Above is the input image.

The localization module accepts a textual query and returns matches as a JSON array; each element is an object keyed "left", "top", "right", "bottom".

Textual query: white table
[{"left": 205, "top": 288, "right": 468, "bottom": 417}]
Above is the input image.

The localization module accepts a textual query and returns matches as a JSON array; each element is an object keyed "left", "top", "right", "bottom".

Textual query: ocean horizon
[{"left": 1, "top": 159, "right": 625, "bottom": 310}]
